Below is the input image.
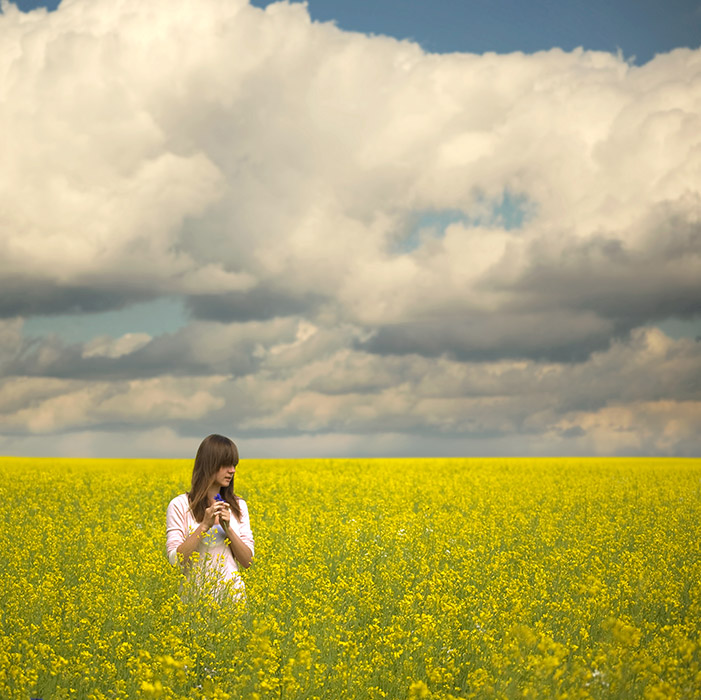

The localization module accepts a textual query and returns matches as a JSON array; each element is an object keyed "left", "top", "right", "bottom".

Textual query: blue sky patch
[
  {"left": 23, "top": 297, "right": 189, "bottom": 344},
  {"left": 657, "top": 317, "right": 701, "bottom": 341},
  {"left": 396, "top": 191, "right": 532, "bottom": 253}
]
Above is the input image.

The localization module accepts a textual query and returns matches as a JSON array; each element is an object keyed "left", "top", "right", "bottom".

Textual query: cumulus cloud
[{"left": 0, "top": 0, "right": 700, "bottom": 455}]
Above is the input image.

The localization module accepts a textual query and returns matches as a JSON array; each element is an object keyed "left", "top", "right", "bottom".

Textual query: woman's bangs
[{"left": 219, "top": 439, "right": 239, "bottom": 468}]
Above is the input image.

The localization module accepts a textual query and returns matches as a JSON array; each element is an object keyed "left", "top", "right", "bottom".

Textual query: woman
[{"left": 166, "top": 434, "right": 254, "bottom": 603}]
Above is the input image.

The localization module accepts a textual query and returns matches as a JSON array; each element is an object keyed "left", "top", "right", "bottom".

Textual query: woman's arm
[
  {"left": 166, "top": 497, "right": 217, "bottom": 567},
  {"left": 222, "top": 525, "right": 253, "bottom": 569},
  {"left": 221, "top": 500, "right": 254, "bottom": 569},
  {"left": 175, "top": 524, "right": 207, "bottom": 565},
  {"left": 166, "top": 498, "right": 189, "bottom": 567}
]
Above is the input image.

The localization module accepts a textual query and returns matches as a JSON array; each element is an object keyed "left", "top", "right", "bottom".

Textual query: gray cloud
[
  {"left": 1, "top": 318, "right": 699, "bottom": 456},
  {"left": 359, "top": 311, "right": 618, "bottom": 363},
  {"left": 172, "top": 326, "right": 701, "bottom": 444},
  {"left": 0, "top": 279, "right": 155, "bottom": 318},
  {"left": 185, "top": 288, "right": 322, "bottom": 322},
  {"left": 0, "top": 318, "right": 301, "bottom": 380},
  {"left": 504, "top": 197, "right": 701, "bottom": 327}
]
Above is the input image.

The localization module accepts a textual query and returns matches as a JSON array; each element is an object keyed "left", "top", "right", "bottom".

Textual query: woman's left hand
[{"left": 218, "top": 504, "right": 231, "bottom": 532}]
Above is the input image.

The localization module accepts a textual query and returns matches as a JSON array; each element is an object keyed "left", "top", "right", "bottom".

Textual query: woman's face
[{"left": 213, "top": 463, "right": 236, "bottom": 489}]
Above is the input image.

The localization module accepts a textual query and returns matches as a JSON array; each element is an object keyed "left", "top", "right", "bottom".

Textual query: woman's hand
[
  {"left": 202, "top": 502, "right": 222, "bottom": 531},
  {"left": 218, "top": 503, "right": 231, "bottom": 532}
]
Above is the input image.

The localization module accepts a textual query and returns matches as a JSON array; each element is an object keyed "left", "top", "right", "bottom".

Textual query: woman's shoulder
[{"left": 167, "top": 493, "right": 190, "bottom": 510}]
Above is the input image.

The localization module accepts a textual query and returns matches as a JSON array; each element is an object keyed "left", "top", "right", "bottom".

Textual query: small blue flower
[{"left": 213, "top": 493, "right": 225, "bottom": 533}]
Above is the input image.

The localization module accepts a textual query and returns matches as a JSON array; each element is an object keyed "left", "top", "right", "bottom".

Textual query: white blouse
[{"left": 166, "top": 493, "right": 255, "bottom": 600}]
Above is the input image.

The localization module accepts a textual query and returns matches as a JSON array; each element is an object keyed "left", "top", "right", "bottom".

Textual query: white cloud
[
  {"left": 1, "top": 0, "right": 698, "bottom": 318},
  {"left": 553, "top": 400, "right": 701, "bottom": 456}
]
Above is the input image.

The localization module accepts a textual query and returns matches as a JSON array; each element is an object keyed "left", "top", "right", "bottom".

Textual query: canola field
[{"left": 1, "top": 456, "right": 700, "bottom": 700}]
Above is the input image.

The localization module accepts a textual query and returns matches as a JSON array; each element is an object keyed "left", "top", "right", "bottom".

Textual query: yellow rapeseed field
[{"left": 1, "top": 456, "right": 700, "bottom": 700}]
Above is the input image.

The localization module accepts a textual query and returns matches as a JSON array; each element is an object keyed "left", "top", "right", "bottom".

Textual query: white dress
[{"left": 166, "top": 493, "right": 255, "bottom": 602}]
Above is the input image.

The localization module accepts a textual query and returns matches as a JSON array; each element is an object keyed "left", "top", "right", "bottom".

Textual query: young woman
[{"left": 166, "top": 434, "right": 254, "bottom": 602}]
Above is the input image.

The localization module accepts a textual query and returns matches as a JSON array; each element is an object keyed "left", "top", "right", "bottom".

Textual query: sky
[{"left": 1, "top": 0, "right": 700, "bottom": 459}]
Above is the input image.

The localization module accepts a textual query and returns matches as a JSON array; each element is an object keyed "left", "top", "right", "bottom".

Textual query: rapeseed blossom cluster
[{"left": 1, "top": 456, "right": 699, "bottom": 699}]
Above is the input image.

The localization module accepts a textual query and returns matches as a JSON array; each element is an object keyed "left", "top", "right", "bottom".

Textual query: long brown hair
[{"left": 187, "top": 434, "right": 242, "bottom": 524}]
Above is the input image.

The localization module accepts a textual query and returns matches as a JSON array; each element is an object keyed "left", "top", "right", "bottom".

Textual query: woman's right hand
[{"left": 202, "top": 502, "right": 221, "bottom": 531}]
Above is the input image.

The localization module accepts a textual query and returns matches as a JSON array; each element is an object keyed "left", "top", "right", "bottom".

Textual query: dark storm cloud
[
  {"left": 0, "top": 278, "right": 154, "bottom": 318},
  {"left": 0, "top": 338, "right": 220, "bottom": 381},
  {"left": 359, "top": 311, "right": 618, "bottom": 363},
  {"left": 505, "top": 205, "right": 701, "bottom": 327},
  {"left": 0, "top": 320, "right": 298, "bottom": 380},
  {"left": 185, "top": 288, "right": 322, "bottom": 323}
]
